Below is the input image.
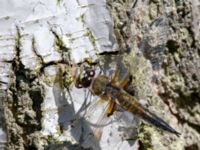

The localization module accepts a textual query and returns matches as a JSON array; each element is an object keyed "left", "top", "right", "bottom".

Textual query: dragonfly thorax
[
  {"left": 91, "top": 75, "right": 110, "bottom": 96},
  {"left": 105, "top": 83, "right": 121, "bottom": 100}
]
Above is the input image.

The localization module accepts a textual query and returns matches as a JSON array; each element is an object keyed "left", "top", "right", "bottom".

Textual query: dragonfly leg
[
  {"left": 106, "top": 100, "right": 116, "bottom": 117},
  {"left": 119, "top": 71, "right": 131, "bottom": 88},
  {"left": 111, "top": 69, "right": 120, "bottom": 84},
  {"left": 97, "top": 95, "right": 116, "bottom": 117}
]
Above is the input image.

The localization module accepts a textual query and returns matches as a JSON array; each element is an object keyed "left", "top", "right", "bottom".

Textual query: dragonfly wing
[
  {"left": 83, "top": 97, "right": 106, "bottom": 118},
  {"left": 85, "top": 100, "right": 116, "bottom": 141}
]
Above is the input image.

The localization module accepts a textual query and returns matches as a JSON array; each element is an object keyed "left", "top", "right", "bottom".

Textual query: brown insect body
[
  {"left": 90, "top": 74, "right": 180, "bottom": 136},
  {"left": 76, "top": 68, "right": 180, "bottom": 136}
]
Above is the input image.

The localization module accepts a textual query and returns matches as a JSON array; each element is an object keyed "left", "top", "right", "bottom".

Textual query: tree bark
[{"left": 0, "top": 0, "right": 200, "bottom": 150}]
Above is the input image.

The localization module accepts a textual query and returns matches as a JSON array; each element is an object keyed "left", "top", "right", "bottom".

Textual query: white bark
[
  {"left": 0, "top": 0, "right": 136, "bottom": 150},
  {"left": 1, "top": 0, "right": 200, "bottom": 150}
]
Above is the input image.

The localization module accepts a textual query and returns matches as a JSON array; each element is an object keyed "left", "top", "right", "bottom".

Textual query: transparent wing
[
  {"left": 84, "top": 99, "right": 116, "bottom": 141},
  {"left": 83, "top": 97, "right": 106, "bottom": 117},
  {"left": 139, "top": 16, "right": 170, "bottom": 71}
]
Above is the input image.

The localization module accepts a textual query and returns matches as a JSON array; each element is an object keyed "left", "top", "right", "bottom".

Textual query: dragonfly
[{"left": 74, "top": 63, "right": 180, "bottom": 139}]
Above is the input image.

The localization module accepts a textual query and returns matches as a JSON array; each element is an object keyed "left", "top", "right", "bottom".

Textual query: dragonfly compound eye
[{"left": 75, "top": 69, "right": 95, "bottom": 88}]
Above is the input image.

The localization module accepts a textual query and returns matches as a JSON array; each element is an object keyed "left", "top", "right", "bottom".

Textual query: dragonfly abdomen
[
  {"left": 117, "top": 90, "right": 180, "bottom": 136},
  {"left": 117, "top": 90, "right": 146, "bottom": 115}
]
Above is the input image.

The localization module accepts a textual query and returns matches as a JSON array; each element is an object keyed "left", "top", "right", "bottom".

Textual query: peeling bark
[{"left": 0, "top": 0, "right": 200, "bottom": 150}]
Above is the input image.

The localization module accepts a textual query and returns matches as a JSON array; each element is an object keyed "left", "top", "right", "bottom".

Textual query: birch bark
[{"left": 0, "top": 0, "right": 200, "bottom": 150}]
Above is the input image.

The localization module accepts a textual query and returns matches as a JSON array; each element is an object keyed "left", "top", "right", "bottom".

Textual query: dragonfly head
[{"left": 75, "top": 68, "right": 95, "bottom": 88}]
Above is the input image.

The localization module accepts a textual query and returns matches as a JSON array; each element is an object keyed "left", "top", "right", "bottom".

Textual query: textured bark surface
[
  {"left": 0, "top": 0, "right": 200, "bottom": 150},
  {"left": 106, "top": 0, "right": 200, "bottom": 149}
]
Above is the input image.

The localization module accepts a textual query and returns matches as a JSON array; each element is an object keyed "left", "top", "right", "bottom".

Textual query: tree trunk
[{"left": 0, "top": 0, "right": 200, "bottom": 150}]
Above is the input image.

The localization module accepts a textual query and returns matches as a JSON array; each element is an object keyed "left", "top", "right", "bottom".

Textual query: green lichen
[
  {"left": 84, "top": 28, "right": 98, "bottom": 51},
  {"left": 56, "top": 0, "right": 62, "bottom": 5},
  {"left": 4, "top": 16, "right": 10, "bottom": 20},
  {"left": 53, "top": 31, "right": 71, "bottom": 54},
  {"left": 78, "top": 14, "right": 98, "bottom": 52},
  {"left": 68, "top": 37, "right": 76, "bottom": 44},
  {"left": 138, "top": 124, "right": 156, "bottom": 150},
  {"left": 123, "top": 50, "right": 153, "bottom": 100},
  {"left": 43, "top": 75, "right": 55, "bottom": 86},
  {"left": 65, "top": 33, "right": 75, "bottom": 44}
]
